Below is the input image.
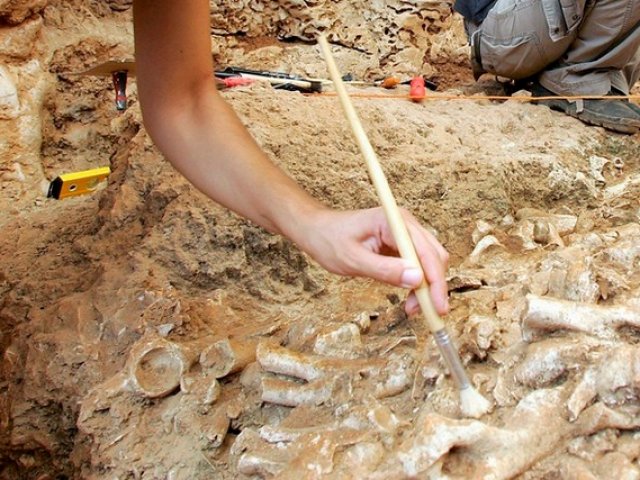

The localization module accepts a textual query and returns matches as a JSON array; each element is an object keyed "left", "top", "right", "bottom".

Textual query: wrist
[{"left": 276, "top": 200, "right": 331, "bottom": 254}]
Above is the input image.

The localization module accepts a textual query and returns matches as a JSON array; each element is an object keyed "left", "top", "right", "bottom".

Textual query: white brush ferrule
[{"left": 434, "top": 328, "right": 471, "bottom": 390}]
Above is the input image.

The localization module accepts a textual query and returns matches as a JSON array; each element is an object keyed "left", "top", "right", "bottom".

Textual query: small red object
[
  {"left": 112, "top": 70, "right": 128, "bottom": 111},
  {"left": 222, "top": 77, "right": 255, "bottom": 88},
  {"left": 409, "top": 76, "right": 426, "bottom": 102}
]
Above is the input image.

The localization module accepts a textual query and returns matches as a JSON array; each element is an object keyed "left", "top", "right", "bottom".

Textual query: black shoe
[
  {"left": 469, "top": 30, "right": 486, "bottom": 81},
  {"left": 530, "top": 82, "right": 640, "bottom": 134},
  {"left": 611, "top": 87, "right": 640, "bottom": 115}
]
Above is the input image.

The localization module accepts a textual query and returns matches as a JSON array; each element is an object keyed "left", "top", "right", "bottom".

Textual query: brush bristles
[{"left": 459, "top": 386, "right": 492, "bottom": 419}]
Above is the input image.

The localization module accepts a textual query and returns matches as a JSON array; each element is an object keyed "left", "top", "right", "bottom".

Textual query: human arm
[{"left": 132, "top": 0, "right": 449, "bottom": 314}]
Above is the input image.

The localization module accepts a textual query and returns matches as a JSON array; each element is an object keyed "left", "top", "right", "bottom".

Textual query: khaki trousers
[{"left": 473, "top": 0, "right": 640, "bottom": 94}]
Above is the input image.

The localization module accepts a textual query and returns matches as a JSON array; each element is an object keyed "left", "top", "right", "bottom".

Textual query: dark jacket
[{"left": 454, "top": 0, "right": 497, "bottom": 23}]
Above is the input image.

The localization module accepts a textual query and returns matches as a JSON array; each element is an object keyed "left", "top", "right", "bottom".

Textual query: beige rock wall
[
  {"left": 210, "top": 0, "right": 464, "bottom": 76},
  {"left": 0, "top": 0, "right": 467, "bottom": 209}
]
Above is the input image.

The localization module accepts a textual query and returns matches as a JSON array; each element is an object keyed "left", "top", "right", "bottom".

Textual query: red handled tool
[
  {"left": 215, "top": 77, "right": 256, "bottom": 90},
  {"left": 409, "top": 76, "right": 426, "bottom": 102}
]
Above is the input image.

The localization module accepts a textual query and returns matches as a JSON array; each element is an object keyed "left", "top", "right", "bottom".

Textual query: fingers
[
  {"left": 405, "top": 292, "right": 419, "bottom": 316},
  {"left": 301, "top": 207, "right": 450, "bottom": 317},
  {"left": 343, "top": 247, "right": 424, "bottom": 288},
  {"left": 402, "top": 217, "right": 449, "bottom": 315},
  {"left": 348, "top": 240, "right": 449, "bottom": 316},
  {"left": 404, "top": 284, "right": 449, "bottom": 317},
  {"left": 402, "top": 212, "right": 449, "bottom": 268}
]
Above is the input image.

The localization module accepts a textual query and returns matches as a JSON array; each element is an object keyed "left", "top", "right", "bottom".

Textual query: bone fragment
[
  {"left": 468, "top": 235, "right": 504, "bottom": 263},
  {"left": 447, "top": 269, "right": 484, "bottom": 291},
  {"left": 202, "top": 407, "right": 230, "bottom": 448},
  {"left": 366, "top": 401, "right": 403, "bottom": 434},
  {"left": 589, "top": 155, "right": 609, "bottom": 186},
  {"left": 511, "top": 221, "right": 541, "bottom": 251},
  {"left": 388, "top": 388, "right": 571, "bottom": 478},
  {"left": 234, "top": 429, "right": 289, "bottom": 477},
  {"left": 239, "top": 361, "right": 263, "bottom": 391},
  {"left": 534, "top": 219, "right": 565, "bottom": 247},
  {"left": 515, "top": 208, "right": 577, "bottom": 235},
  {"left": 563, "top": 258, "right": 600, "bottom": 303},
  {"left": 556, "top": 457, "right": 600, "bottom": 480},
  {"left": 257, "top": 342, "right": 324, "bottom": 381},
  {"left": 373, "top": 353, "right": 414, "bottom": 398},
  {"left": 232, "top": 429, "right": 287, "bottom": 476},
  {"left": 514, "top": 338, "right": 589, "bottom": 389},
  {"left": 568, "top": 345, "right": 640, "bottom": 420},
  {"left": 313, "top": 323, "right": 364, "bottom": 359},
  {"left": 77, "top": 372, "right": 129, "bottom": 424},
  {"left": 512, "top": 219, "right": 565, "bottom": 250},
  {"left": 601, "top": 235, "right": 640, "bottom": 271},
  {"left": 340, "top": 442, "right": 385, "bottom": 476},
  {"left": 593, "top": 452, "right": 640, "bottom": 480},
  {"left": 226, "top": 399, "right": 243, "bottom": 419},
  {"left": 178, "top": 368, "right": 221, "bottom": 406},
  {"left": 237, "top": 453, "right": 286, "bottom": 477},
  {"left": 462, "top": 314, "right": 497, "bottom": 360},
  {"left": 204, "top": 379, "right": 221, "bottom": 405},
  {"left": 256, "top": 341, "right": 383, "bottom": 382},
  {"left": 126, "top": 334, "right": 194, "bottom": 399},
  {"left": 471, "top": 220, "right": 493, "bottom": 245},
  {"left": 236, "top": 426, "right": 361, "bottom": 478},
  {"left": 395, "top": 412, "right": 489, "bottom": 477},
  {"left": 574, "top": 402, "right": 640, "bottom": 436},
  {"left": 522, "top": 294, "right": 640, "bottom": 340},
  {"left": 260, "top": 376, "right": 332, "bottom": 407},
  {"left": 259, "top": 423, "right": 333, "bottom": 443},
  {"left": 352, "top": 312, "right": 372, "bottom": 332},
  {"left": 200, "top": 337, "right": 257, "bottom": 378},
  {"left": 537, "top": 247, "right": 600, "bottom": 302}
]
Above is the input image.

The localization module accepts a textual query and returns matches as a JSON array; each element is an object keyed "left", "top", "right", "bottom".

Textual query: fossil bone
[
  {"left": 522, "top": 294, "right": 640, "bottom": 341},
  {"left": 471, "top": 220, "right": 493, "bottom": 245},
  {"left": 260, "top": 376, "right": 335, "bottom": 407},
  {"left": 369, "top": 388, "right": 640, "bottom": 479},
  {"left": 467, "top": 234, "right": 504, "bottom": 264},
  {"left": 257, "top": 342, "right": 414, "bottom": 406},
  {"left": 126, "top": 334, "right": 197, "bottom": 399},
  {"left": 514, "top": 337, "right": 593, "bottom": 389},
  {"left": 199, "top": 337, "right": 257, "bottom": 378},
  {"left": 313, "top": 323, "right": 364, "bottom": 359},
  {"left": 202, "top": 407, "right": 231, "bottom": 448},
  {"left": 567, "top": 345, "right": 640, "bottom": 420}
]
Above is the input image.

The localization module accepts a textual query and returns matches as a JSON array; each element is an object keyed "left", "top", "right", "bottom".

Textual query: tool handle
[
  {"left": 318, "top": 35, "right": 445, "bottom": 333},
  {"left": 409, "top": 76, "right": 426, "bottom": 102}
]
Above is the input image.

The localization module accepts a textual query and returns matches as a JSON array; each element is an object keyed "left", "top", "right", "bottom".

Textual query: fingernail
[{"left": 401, "top": 268, "right": 423, "bottom": 288}]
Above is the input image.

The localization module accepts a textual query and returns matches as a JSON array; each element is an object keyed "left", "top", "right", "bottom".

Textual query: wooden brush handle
[{"left": 318, "top": 35, "right": 445, "bottom": 333}]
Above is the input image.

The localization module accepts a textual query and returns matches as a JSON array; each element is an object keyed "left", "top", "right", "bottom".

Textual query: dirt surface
[{"left": 2, "top": 1, "right": 640, "bottom": 479}]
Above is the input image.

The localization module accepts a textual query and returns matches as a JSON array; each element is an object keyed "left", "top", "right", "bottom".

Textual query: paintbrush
[{"left": 317, "top": 35, "right": 492, "bottom": 418}]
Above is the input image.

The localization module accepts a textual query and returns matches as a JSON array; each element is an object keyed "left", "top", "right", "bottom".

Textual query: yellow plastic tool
[{"left": 47, "top": 166, "right": 111, "bottom": 200}]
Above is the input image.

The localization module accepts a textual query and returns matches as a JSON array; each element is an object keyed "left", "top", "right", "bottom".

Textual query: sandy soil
[{"left": 2, "top": 2, "right": 640, "bottom": 479}]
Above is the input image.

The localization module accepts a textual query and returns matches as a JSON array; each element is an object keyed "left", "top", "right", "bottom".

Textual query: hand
[{"left": 297, "top": 207, "right": 450, "bottom": 316}]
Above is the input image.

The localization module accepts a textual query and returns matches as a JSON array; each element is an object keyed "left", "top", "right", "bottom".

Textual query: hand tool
[
  {"left": 74, "top": 60, "right": 136, "bottom": 111},
  {"left": 215, "top": 67, "right": 322, "bottom": 93},
  {"left": 112, "top": 70, "right": 128, "bottom": 110},
  {"left": 318, "top": 35, "right": 492, "bottom": 418},
  {"left": 409, "top": 76, "right": 426, "bottom": 102},
  {"left": 215, "top": 77, "right": 256, "bottom": 90},
  {"left": 47, "top": 166, "right": 111, "bottom": 200}
]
